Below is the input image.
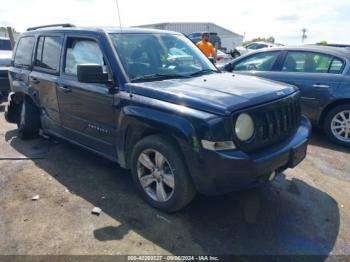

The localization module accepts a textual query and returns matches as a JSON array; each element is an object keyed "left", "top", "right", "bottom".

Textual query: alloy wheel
[
  {"left": 137, "top": 149, "right": 175, "bottom": 202},
  {"left": 331, "top": 110, "right": 350, "bottom": 142}
]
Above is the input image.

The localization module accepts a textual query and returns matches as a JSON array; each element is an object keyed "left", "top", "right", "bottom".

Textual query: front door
[{"left": 56, "top": 36, "right": 116, "bottom": 154}]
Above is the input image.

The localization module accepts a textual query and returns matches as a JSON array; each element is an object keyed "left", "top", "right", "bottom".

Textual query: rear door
[
  {"left": 30, "top": 34, "right": 63, "bottom": 124},
  {"left": 56, "top": 35, "right": 116, "bottom": 154},
  {"left": 265, "top": 51, "right": 345, "bottom": 121}
]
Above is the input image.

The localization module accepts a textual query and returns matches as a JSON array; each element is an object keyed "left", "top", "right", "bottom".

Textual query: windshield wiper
[
  {"left": 131, "top": 73, "right": 190, "bottom": 82},
  {"left": 189, "top": 69, "right": 219, "bottom": 77}
]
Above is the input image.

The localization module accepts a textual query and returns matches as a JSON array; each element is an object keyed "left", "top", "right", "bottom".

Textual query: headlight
[{"left": 235, "top": 113, "right": 255, "bottom": 141}]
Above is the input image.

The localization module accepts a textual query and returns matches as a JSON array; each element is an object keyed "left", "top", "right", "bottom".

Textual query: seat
[{"left": 283, "top": 56, "right": 297, "bottom": 72}]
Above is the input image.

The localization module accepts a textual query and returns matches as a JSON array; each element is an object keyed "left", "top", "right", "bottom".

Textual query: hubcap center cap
[{"left": 153, "top": 170, "right": 162, "bottom": 181}]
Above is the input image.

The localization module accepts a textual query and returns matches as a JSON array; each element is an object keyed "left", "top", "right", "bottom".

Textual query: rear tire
[
  {"left": 17, "top": 96, "right": 41, "bottom": 140},
  {"left": 323, "top": 104, "right": 350, "bottom": 147},
  {"left": 131, "top": 135, "right": 196, "bottom": 212}
]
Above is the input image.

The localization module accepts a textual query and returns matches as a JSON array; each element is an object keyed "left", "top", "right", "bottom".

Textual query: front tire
[
  {"left": 17, "top": 96, "right": 41, "bottom": 140},
  {"left": 324, "top": 104, "right": 350, "bottom": 147},
  {"left": 131, "top": 135, "right": 196, "bottom": 212}
]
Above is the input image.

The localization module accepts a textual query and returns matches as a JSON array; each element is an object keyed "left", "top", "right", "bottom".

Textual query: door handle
[
  {"left": 312, "top": 84, "right": 329, "bottom": 89},
  {"left": 58, "top": 85, "right": 72, "bottom": 93},
  {"left": 30, "top": 77, "right": 40, "bottom": 84}
]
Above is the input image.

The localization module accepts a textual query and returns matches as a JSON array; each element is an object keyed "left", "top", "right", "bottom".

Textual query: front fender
[{"left": 114, "top": 92, "right": 217, "bottom": 169}]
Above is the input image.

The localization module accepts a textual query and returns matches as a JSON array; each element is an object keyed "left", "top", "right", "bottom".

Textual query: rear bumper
[
  {"left": 186, "top": 116, "right": 311, "bottom": 195},
  {"left": 0, "top": 68, "right": 10, "bottom": 93}
]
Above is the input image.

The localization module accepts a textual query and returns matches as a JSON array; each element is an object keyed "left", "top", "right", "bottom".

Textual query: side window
[
  {"left": 282, "top": 51, "right": 340, "bottom": 73},
  {"left": 35, "top": 36, "right": 63, "bottom": 71},
  {"left": 246, "top": 43, "right": 257, "bottom": 50},
  {"left": 233, "top": 52, "right": 280, "bottom": 71},
  {"left": 64, "top": 38, "right": 104, "bottom": 76},
  {"left": 329, "top": 58, "right": 344, "bottom": 74},
  {"left": 14, "top": 36, "right": 35, "bottom": 67},
  {"left": 256, "top": 44, "right": 268, "bottom": 49},
  {"left": 282, "top": 52, "right": 306, "bottom": 72},
  {"left": 313, "top": 53, "right": 332, "bottom": 73}
]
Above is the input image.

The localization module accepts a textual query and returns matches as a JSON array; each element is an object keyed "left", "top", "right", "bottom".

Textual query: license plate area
[{"left": 290, "top": 140, "right": 308, "bottom": 167}]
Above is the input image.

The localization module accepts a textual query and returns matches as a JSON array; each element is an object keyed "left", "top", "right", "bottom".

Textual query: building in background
[
  {"left": 136, "top": 22, "right": 243, "bottom": 54},
  {"left": 0, "top": 27, "right": 20, "bottom": 41}
]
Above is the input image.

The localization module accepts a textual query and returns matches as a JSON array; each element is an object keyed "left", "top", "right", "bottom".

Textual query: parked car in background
[
  {"left": 187, "top": 32, "right": 222, "bottom": 49},
  {"left": 0, "top": 37, "right": 12, "bottom": 102},
  {"left": 5, "top": 24, "right": 310, "bottom": 212},
  {"left": 231, "top": 42, "right": 282, "bottom": 58},
  {"left": 216, "top": 50, "right": 231, "bottom": 65},
  {"left": 221, "top": 45, "right": 350, "bottom": 147}
]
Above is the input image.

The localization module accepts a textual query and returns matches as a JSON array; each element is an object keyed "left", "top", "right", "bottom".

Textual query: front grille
[{"left": 234, "top": 92, "right": 301, "bottom": 152}]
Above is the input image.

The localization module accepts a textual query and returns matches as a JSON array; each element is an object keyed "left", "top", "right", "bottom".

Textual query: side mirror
[
  {"left": 224, "top": 63, "right": 233, "bottom": 72},
  {"left": 77, "top": 64, "right": 109, "bottom": 83}
]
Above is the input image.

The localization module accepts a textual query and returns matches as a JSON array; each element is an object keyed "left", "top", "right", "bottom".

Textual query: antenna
[
  {"left": 301, "top": 28, "right": 307, "bottom": 44},
  {"left": 115, "top": 0, "right": 123, "bottom": 31}
]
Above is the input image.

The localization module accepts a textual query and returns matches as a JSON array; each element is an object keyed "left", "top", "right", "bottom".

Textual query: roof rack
[{"left": 26, "top": 23, "right": 76, "bottom": 31}]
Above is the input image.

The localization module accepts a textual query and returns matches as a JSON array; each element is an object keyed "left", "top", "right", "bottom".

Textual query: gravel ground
[{"left": 0, "top": 104, "right": 349, "bottom": 258}]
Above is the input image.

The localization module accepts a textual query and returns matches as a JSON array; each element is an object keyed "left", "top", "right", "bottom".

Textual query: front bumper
[{"left": 187, "top": 116, "right": 311, "bottom": 195}]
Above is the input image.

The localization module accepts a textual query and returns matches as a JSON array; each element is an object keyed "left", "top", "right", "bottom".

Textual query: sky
[{"left": 1, "top": 0, "right": 350, "bottom": 45}]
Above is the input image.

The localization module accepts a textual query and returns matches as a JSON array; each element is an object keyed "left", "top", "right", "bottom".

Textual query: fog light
[
  {"left": 269, "top": 171, "right": 276, "bottom": 181},
  {"left": 201, "top": 140, "right": 236, "bottom": 151}
]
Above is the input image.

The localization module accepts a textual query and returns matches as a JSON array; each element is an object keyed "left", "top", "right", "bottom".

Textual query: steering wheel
[{"left": 247, "top": 64, "right": 257, "bottom": 70}]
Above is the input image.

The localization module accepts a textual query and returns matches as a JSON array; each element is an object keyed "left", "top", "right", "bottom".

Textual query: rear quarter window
[{"left": 14, "top": 36, "right": 35, "bottom": 67}]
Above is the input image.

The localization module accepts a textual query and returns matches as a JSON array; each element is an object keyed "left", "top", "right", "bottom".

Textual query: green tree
[
  {"left": 243, "top": 36, "right": 275, "bottom": 46},
  {"left": 317, "top": 40, "right": 328, "bottom": 46}
]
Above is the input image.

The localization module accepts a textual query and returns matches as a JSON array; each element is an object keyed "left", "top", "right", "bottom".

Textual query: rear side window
[
  {"left": 329, "top": 58, "right": 344, "bottom": 74},
  {"left": 14, "top": 36, "right": 35, "bottom": 67},
  {"left": 282, "top": 51, "right": 344, "bottom": 74},
  {"left": 35, "top": 36, "right": 63, "bottom": 71},
  {"left": 233, "top": 52, "right": 280, "bottom": 71},
  {"left": 64, "top": 38, "right": 104, "bottom": 76}
]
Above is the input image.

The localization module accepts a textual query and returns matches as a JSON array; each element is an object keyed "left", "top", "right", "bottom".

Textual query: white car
[
  {"left": 216, "top": 50, "right": 232, "bottom": 65},
  {"left": 231, "top": 42, "right": 282, "bottom": 58}
]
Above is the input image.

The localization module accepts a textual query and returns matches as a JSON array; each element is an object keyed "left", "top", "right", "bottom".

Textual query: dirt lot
[{"left": 0, "top": 104, "right": 350, "bottom": 258}]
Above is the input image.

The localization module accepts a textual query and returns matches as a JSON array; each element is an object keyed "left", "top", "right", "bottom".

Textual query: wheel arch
[
  {"left": 319, "top": 99, "right": 350, "bottom": 126},
  {"left": 116, "top": 106, "right": 200, "bottom": 170}
]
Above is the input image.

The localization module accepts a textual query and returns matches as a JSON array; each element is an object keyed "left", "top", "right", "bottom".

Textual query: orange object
[{"left": 196, "top": 40, "right": 215, "bottom": 58}]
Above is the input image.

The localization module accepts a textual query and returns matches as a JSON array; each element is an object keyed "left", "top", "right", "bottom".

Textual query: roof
[
  {"left": 249, "top": 45, "right": 350, "bottom": 59},
  {"left": 21, "top": 26, "right": 182, "bottom": 36}
]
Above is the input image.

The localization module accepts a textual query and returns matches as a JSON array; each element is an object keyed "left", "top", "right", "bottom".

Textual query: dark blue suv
[{"left": 5, "top": 24, "right": 310, "bottom": 212}]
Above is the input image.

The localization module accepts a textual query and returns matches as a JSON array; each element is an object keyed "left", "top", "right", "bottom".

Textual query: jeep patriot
[{"left": 5, "top": 24, "right": 311, "bottom": 212}]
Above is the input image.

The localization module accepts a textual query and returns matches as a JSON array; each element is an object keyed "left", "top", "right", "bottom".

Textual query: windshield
[{"left": 109, "top": 33, "right": 218, "bottom": 82}]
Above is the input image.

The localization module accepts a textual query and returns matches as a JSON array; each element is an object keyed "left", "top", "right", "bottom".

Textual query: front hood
[{"left": 126, "top": 73, "right": 297, "bottom": 116}]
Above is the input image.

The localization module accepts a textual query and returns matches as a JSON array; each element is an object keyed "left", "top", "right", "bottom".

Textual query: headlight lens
[{"left": 235, "top": 113, "right": 255, "bottom": 141}]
